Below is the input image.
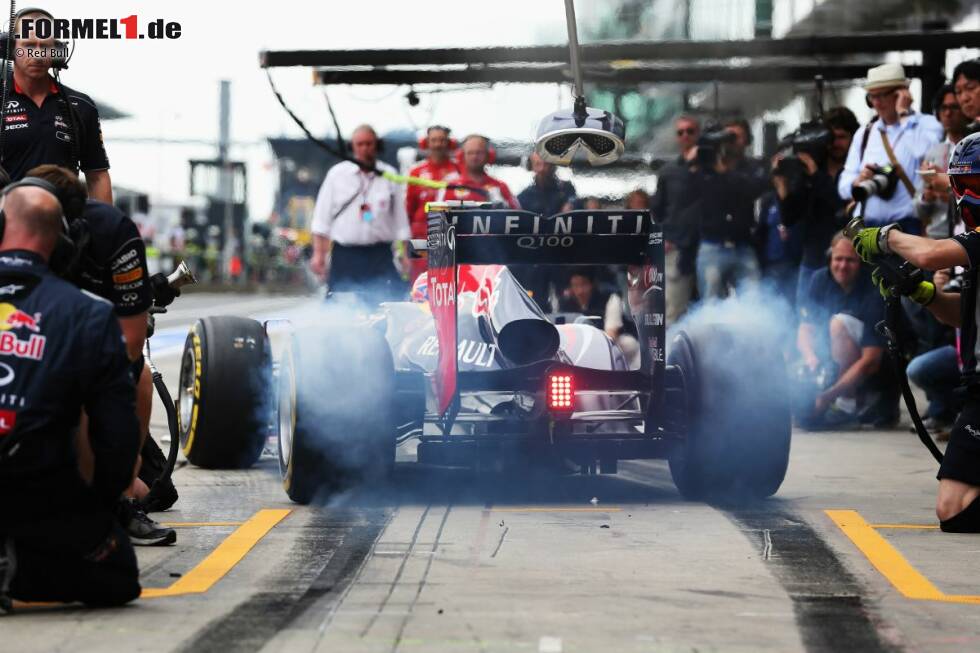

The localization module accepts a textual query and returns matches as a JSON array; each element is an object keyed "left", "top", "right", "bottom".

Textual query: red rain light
[{"left": 547, "top": 373, "right": 575, "bottom": 411}]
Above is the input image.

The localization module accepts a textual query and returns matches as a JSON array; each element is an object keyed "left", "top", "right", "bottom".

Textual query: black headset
[
  {"left": 0, "top": 175, "right": 80, "bottom": 272},
  {"left": 0, "top": 7, "right": 68, "bottom": 69}
]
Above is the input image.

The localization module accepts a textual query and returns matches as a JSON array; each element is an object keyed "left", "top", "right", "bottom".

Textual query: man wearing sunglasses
[
  {"left": 651, "top": 116, "right": 701, "bottom": 324},
  {"left": 839, "top": 63, "right": 942, "bottom": 235},
  {"left": 851, "top": 131, "right": 980, "bottom": 532}
]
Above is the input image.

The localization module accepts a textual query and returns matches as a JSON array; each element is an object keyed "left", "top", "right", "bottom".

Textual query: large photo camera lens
[{"left": 852, "top": 165, "right": 899, "bottom": 202}]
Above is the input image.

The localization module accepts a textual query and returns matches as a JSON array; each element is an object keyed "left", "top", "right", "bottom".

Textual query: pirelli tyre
[
  {"left": 178, "top": 316, "right": 272, "bottom": 469},
  {"left": 667, "top": 322, "right": 791, "bottom": 501},
  {"left": 278, "top": 325, "right": 395, "bottom": 504}
]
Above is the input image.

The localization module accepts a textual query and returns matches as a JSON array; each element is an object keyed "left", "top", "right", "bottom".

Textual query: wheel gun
[{"left": 843, "top": 216, "right": 922, "bottom": 297}]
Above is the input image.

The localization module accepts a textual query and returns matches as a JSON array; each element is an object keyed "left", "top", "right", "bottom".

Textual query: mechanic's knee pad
[{"left": 940, "top": 494, "right": 980, "bottom": 533}]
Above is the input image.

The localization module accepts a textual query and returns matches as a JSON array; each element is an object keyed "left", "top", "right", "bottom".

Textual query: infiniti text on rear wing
[{"left": 426, "top": 208, "right": 665, "bottom": 420}]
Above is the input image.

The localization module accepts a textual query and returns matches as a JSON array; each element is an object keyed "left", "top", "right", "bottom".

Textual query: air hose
[{"left": 845, "top": 214, "right": 944, "bottom": 464}]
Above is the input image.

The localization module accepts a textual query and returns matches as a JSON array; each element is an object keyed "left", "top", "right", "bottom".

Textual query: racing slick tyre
[
  {"left": 667, "top": 322, "right": 791, "bottom": 501},
  {"left": 178, "top": 316, "right": 272, "bottom": 469},
  {"left": 278, "top": 326, "right": 395, "bottom": 504}
]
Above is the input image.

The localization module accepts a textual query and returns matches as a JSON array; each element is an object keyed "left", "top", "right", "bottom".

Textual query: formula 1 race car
[{"left": 175, "top": 206, "right": 791, "bottom": 504}]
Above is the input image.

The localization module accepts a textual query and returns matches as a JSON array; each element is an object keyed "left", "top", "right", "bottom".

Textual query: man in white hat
[{"left": 837, "top": 63, "right": 943, "bottom": 233}]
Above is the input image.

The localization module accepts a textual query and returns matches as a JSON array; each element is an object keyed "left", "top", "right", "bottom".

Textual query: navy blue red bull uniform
[
  {"left": 66, "top": 199, "right": 172, "bottom": 503},
  {"left": 72, "top": 199, "right": 152, "bottom": 376},
  {"left": 1, "top": 76, "right": 109, "bottom": 181},
  {"left": 938, "top": 232, "right": 980, "bottom": 491},
  {"left": 0, "top": 250, "right": 141, "bottom": 606}
]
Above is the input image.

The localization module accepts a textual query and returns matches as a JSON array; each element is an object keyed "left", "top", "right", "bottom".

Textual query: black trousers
[
  {"left": 4, "top": 507, "right": 140, "bottom": 606},
  {"left": 938, "top": 399, "right": 980, "bottom": 487},
  {"left": 329, "top": 242, "right": 404, "bottom": 301}
]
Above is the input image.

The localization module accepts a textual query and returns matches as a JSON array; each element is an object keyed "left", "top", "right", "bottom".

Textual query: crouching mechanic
[
  {"left": 0, "top": 182, "right": 141, "bottom": 612},
  {"left": 852, "top": 131, "right": 980, "bottom": 532},
  {"left": 27, "top": 165, "right": 178, "bottom": 546}
]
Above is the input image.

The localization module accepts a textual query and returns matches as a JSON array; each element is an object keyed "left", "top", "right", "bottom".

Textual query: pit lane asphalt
[{"left": 4, "top": 292, "right": 980, "bottom": 652}]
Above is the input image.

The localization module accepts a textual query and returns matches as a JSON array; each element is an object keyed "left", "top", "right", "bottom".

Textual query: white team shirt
[{"left": 311, "top": 160, "right": 410, "bottom": 245}]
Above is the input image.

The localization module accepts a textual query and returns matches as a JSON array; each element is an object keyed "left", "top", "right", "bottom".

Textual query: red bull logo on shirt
[
  {"left": 0, "top": 304, "right": 41, "bottom": 332},
  {"left": 0, "top": 304, "right": 45, "bottom": 360}
]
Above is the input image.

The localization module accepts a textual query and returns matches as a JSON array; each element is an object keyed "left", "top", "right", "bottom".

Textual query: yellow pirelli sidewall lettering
[{"left": 182, "top": 325, "right": 204, "bottom": 456}]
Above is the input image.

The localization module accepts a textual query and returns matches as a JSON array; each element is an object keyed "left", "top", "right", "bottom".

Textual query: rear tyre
[
  {"left": 278, "top": 326, "right": 395, "bottom": 504},
  {"left": 667, "top": 322, "right": 791, "bottom": 501},
  {"left": 178, "top": 316, "right": 271, "bottom": 469}
]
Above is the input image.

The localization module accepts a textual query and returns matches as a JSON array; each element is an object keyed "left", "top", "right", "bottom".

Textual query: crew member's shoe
[{"left": 122, "top": 499, "right": 177, "bottom": 546}]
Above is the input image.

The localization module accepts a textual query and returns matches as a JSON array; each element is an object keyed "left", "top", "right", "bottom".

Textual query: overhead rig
[{"left": 260, "top": 28, "right": 979, "bottom": 104}]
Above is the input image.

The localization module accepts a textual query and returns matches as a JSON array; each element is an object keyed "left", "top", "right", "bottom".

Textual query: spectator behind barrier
[
  {"left": 651, "top": 115, "right": 703, "bottom": 325},
  {"left": 838, "top": 63, "right": 943, "bottom": 234},
  {"left": 795, "top": 233, "right": 898, "bottom": 429},
  {"left": 952, "top": 58, "right": 980, "bottom": 128},
  {"left": 515, "top": 152, "right": 578, "bottom": 312},
  {"left": 916, "top": 84, "right": 971, "bottom": 239}
]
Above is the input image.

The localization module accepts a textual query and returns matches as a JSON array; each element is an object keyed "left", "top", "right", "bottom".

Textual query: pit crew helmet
[{"left": 949, "top": 131, "right": 980, "bottom": 230}]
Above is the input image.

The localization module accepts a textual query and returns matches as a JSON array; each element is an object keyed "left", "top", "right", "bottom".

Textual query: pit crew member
[
  {"left": 26, "top": 165, "right": 176, "bottom": 546},
  {"left": 437, "top": 135, "right": 520, "bottom": 209},
  {"left": 0, "top": 183, "right": 140, "bottom": 612},
  {"left": 406, "top": 126, "right": 459, "bottom": 281},
  {"left": 852, "top": 131, "right": 980, "bottom": 532},
  {"left": 310, "top": 124, "right": 410, "bottom": 299},
  {"left": 1, "top": 8, "right": 112, "bottom": 202}
]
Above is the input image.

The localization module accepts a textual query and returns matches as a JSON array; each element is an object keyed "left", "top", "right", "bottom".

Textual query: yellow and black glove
[
  {"left": 852, "top": 224, "right": 901, "bottom": 264},
  {"left": 872, "top": 267, "right": 935, "bottom": 305}
]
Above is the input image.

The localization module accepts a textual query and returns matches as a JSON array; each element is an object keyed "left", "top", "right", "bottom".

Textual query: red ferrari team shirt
[
  {"left": 437, "top": 170, "right": 521, "bottom": 209},
  {"left": 406, "top": 158, "right": 459, "bottom": 238}
]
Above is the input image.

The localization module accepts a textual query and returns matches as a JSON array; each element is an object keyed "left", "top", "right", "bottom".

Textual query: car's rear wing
[
  {"left": 424, "top": 207, "right": 655, "bottom": 265},
  {"left": 426, "top": 206, "right": 665, "bottom": 428}
]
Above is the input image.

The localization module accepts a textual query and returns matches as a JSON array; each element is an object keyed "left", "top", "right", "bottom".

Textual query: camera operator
[
  {"left": 26, "top": 165, "right": 177, "bottom": 547},
  {"left": 691, "top": 122, "right": 769, "bottom": 300},
  {"left": 0, "top": 183, "right": 140, "bottom": 611},
  {"left": 839, "top": 64, "right": 942, "bottom": 235},
  {"left": 775, "top": 108, "right": 859, "bottom": 305},
  {"left": 851, "top": 131, "right": 980, "bottom": 532},
  {"left": 1, "top": 8, "right": 111, "bottom": 202}
]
